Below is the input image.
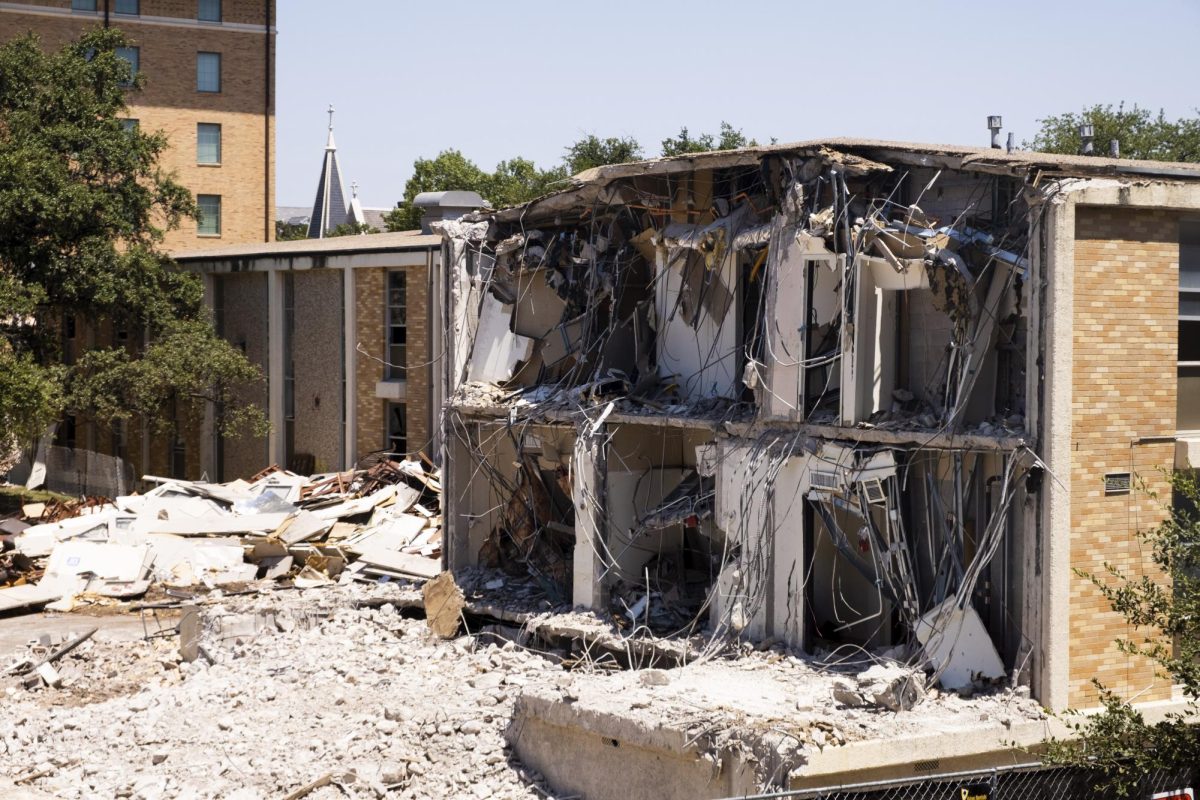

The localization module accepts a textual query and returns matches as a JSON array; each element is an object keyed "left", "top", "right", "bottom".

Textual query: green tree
[
  {"left": 1044, "top": 470, "right": 1200, "bottom": 792},
  {"left": 382, "top": 149, "right": 490, "bottom": 231},
  {"left": 0, "top": 29, "right": 266, "bottom": 450},
  {"left": 563, "top": 134, "right": 642, "bottom": 175},
  {"left": 275, "top": 220, "right": 308, "bottom": 241},
  {"left": 661, "top": 121, "right": 756, "bottom": 157},
  {"left": 1027, "top": 103, "right": 1200, "bottom": 162},
  {"left": 328, "top": 221, "right": 377, "bottom": 237}
]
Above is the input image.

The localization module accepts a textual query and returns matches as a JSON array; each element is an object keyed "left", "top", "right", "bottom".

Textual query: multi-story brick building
[
  {"left": 0, "top": 0, "right": 275, "bottom": 249},
  {"left": 1, "top": 0, "right": 274, "bottom": 486}
]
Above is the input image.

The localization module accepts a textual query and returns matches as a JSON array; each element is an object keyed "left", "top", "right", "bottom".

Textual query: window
[
  {"left": 116, "top": 46, "right": 138, "bottom": 86},
  {"left": 1180, "top": 221, "right": 1200, "bottom": 431},
  {"left": 196, "top": 52, "right": 221, "bottom": 93},
  {"left": 120, "top": 118, "right": 139, "bottom": 133},
  {"left": 386, "top": 271, "right": 407, "bottom": 379},
  {"left": 111, "top": 419, "right": 127, "bottom": 462},
  {"left": 198, "top": 0, "right": 221, "bottom": 22},
  {"left": 114, "top": 0, "right": 138, "bottom": 14},
  {"left": 71, "top": 0, "right": 97, "bottom": 11},
  {"left": 387, "top": 403, "right": 407, "bottom": 455},
  {"left": 197, "top": 194, "right": 221, "bottom": 236},
  {"left": 56, "top": 415, "right": 77, "bottom": 450},
  {"left": 197, "top": 123, "right": 221, "bottom": 164}
]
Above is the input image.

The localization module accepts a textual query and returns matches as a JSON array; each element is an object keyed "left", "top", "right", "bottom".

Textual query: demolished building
[{"left": 435, "top": 137, "right": 1200, "bottom": 727}]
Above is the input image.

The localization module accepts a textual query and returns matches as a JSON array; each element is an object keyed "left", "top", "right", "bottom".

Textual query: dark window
[
  {"left": 71, "top": 0, "right": 97, "bottom": 11},
  {"left": 65, "top": 314, "right": 76, "bottom": 340},
  {"left": 387, "top": 403, "right": 407, "bottom": 455},
  {"left": 1180, "top": 221, "right": 1200, "bottom": 431},
  {"left": 114, "top": 0, "right": 138, "bottom": 14},
  {"left": 386, "top": 271, "right": 407, "bottom": 379},
  {"left": 196, "top": 52, "right": 221, "bottom": 93},
  {"left": 56, "top": 416, "right": 77, "bottom": 450},
  {"left": 197, "top": 123, "right": 221, "bottom": 164},
  {"left": 198, "top": 0, "right": 221, "bottom": 22},
  {"left": 116, "top": 46, "right": 138, "bottom": 86},
  {"left": 197, "top": 195, "right": 221, "bottom": 236},
  {"left": 121, "top": 118, "right": 139, "bottom": 133}
]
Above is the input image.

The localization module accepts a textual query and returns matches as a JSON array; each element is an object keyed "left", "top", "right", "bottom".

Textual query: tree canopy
[
  {"left": 1026, "top": 103, "right": 1200, "bottom": 162},
  {"left": 385, "top": 123, "right": 760, "bottom": 231},
  {"left": 0, "top": 28, "right": 266, "bottom": 456},
  {"left": 661, "top": 121, "right": 755, "bottom": 157}
]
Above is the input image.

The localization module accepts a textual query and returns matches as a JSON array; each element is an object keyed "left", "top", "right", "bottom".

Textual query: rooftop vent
[
  {"left": 987, "top": 115, "right": 1003, "bottom": 149},
  {"left": 411, "top": 191, "right": 488, "bottom": 234}
]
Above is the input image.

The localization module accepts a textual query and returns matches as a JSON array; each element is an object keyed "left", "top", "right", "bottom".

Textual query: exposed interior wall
[{"left": 1068, "top": 206, "right": 1178, "bottom": 706}]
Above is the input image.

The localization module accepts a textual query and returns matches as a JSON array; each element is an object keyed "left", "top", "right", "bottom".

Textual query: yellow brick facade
[
  {"left": 355, "top": 264, "right": 431, "bottom": 462},
  {"left": 1069, "top": 207, "right": 1179, "bottom": 707},
  {"left": 0, "top": 0, "right": 275, "bottom": 249}
]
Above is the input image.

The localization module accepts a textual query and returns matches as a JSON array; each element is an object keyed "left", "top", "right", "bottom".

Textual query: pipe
[{"left": 264, "top": 1, "right": 272, "bottom": 242}]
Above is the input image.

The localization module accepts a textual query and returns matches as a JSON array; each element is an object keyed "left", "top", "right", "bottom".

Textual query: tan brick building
[
  {"left": 174, "top": 231, "right": 442, "bottom": 480},
  {"left": 0, "top": 0, "right": 276, "bottom": 249},
  {"left": 1, "top": 1, "right": 275, "bottom": 485}
]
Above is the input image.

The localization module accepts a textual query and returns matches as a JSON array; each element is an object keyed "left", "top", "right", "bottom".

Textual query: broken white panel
[
  {"left": 0, "top": 584, "right": 63, "bottom": 613},
  {"left": 40, "top": 541, "right": 152, "bottom": 598},
  {"left": 190, "top": 543, "right": 258, "bottom": 587},
  {"left": 341, "top": 514, "right": 426, "bottom": 554},
  {"left": 13, "top": 510, "right": 118, "bottom": 558},
  {"left": 468, "top": 295, "right": 535, "bottom": 384},
  {"left": 134, "top": 512, "right": 290, "bottom": 537},
  {"left": 278, "top": 510, "right": 334, "bottom": 545},
  {"left": 915, "top": 598, "right": 1006, "bottom": 691},
  {"left": 654, "top": 246, "right": 740, "bottom": 402},
  {"left": 310, "top": 484, "right": 399, "bottom": 521}
]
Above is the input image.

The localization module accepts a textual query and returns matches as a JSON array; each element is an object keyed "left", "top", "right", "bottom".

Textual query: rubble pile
[
  {"left": 0, "top": 458, "right": 442, "bottom": 615},
  {"left": 0, "top": 588, "right": 562, "bottom": 799}
]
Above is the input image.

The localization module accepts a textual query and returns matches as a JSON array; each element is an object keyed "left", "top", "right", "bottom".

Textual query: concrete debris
[
  {"left": 423, "top": 571, "right": 465, "bottom": 639},
  {"left": 0, "top": 458, "right": 442, "bottom": 614},
  {"left": 0, "top": 586, "right": 566, "bottom": 799}
]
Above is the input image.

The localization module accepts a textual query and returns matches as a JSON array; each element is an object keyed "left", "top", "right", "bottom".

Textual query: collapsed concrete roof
[{"left": 490, "top": 137, "right": 1200, "bottom": 223}]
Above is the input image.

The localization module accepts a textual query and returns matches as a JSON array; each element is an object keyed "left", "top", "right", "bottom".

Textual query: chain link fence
[{"left": 779, "top": 763, "right": 1196, "bottom": 800}]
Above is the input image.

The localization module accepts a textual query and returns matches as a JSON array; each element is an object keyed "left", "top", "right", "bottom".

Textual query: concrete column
[
  {"left": 343, "top": 266, "right": 357, "bottom": 470},
  {"left": 572, "top": 429, "right": 607, "bottom": 609},
  {"left": 267, "top": 269, "right": 286, "bottom": 467},
  {"left": 1034, "top": 196, "right": 1075, "bottom": 712}
]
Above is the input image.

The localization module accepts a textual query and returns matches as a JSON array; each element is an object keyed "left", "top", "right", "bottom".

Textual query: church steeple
[{"left": 307, "top": 104, "right": 347, "bottom": 239}]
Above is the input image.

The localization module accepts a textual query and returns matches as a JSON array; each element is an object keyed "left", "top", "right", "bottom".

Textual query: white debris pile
[
  {"left": 0, "top": 459, "right": 444, "bottom": 615},
  {"left": 0, "top": 590, "right": 563, "bottom": 800}
]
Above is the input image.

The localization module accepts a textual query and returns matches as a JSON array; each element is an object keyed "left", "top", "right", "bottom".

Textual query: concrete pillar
[
  {"left": 343, "top": 266, "right": 357, "bottom": 470},
  {"left": 267, "top": 269, "right": 286, "bottom": 467},
  {"left": 1033, "top": 196, "right": 1074, "bottom": 712},
  {"left": 572, "top": 429, "right": 607, "bottom": 609}
]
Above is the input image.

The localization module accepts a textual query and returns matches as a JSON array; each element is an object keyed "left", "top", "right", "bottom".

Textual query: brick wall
[
  {"left": 0, "top": 2, "right": 274, "bottom": 248},
  {"left": 1069, "top": 206, "right": 1178, "bottom": 707},
  {"left": 354, "top": 261, "right": 432, "bottom": 462}
]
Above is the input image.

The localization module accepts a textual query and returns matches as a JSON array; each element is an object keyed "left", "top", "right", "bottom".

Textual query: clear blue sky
[{"left": 276, "top": 0, "right": 1200, "bottom": 209}]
